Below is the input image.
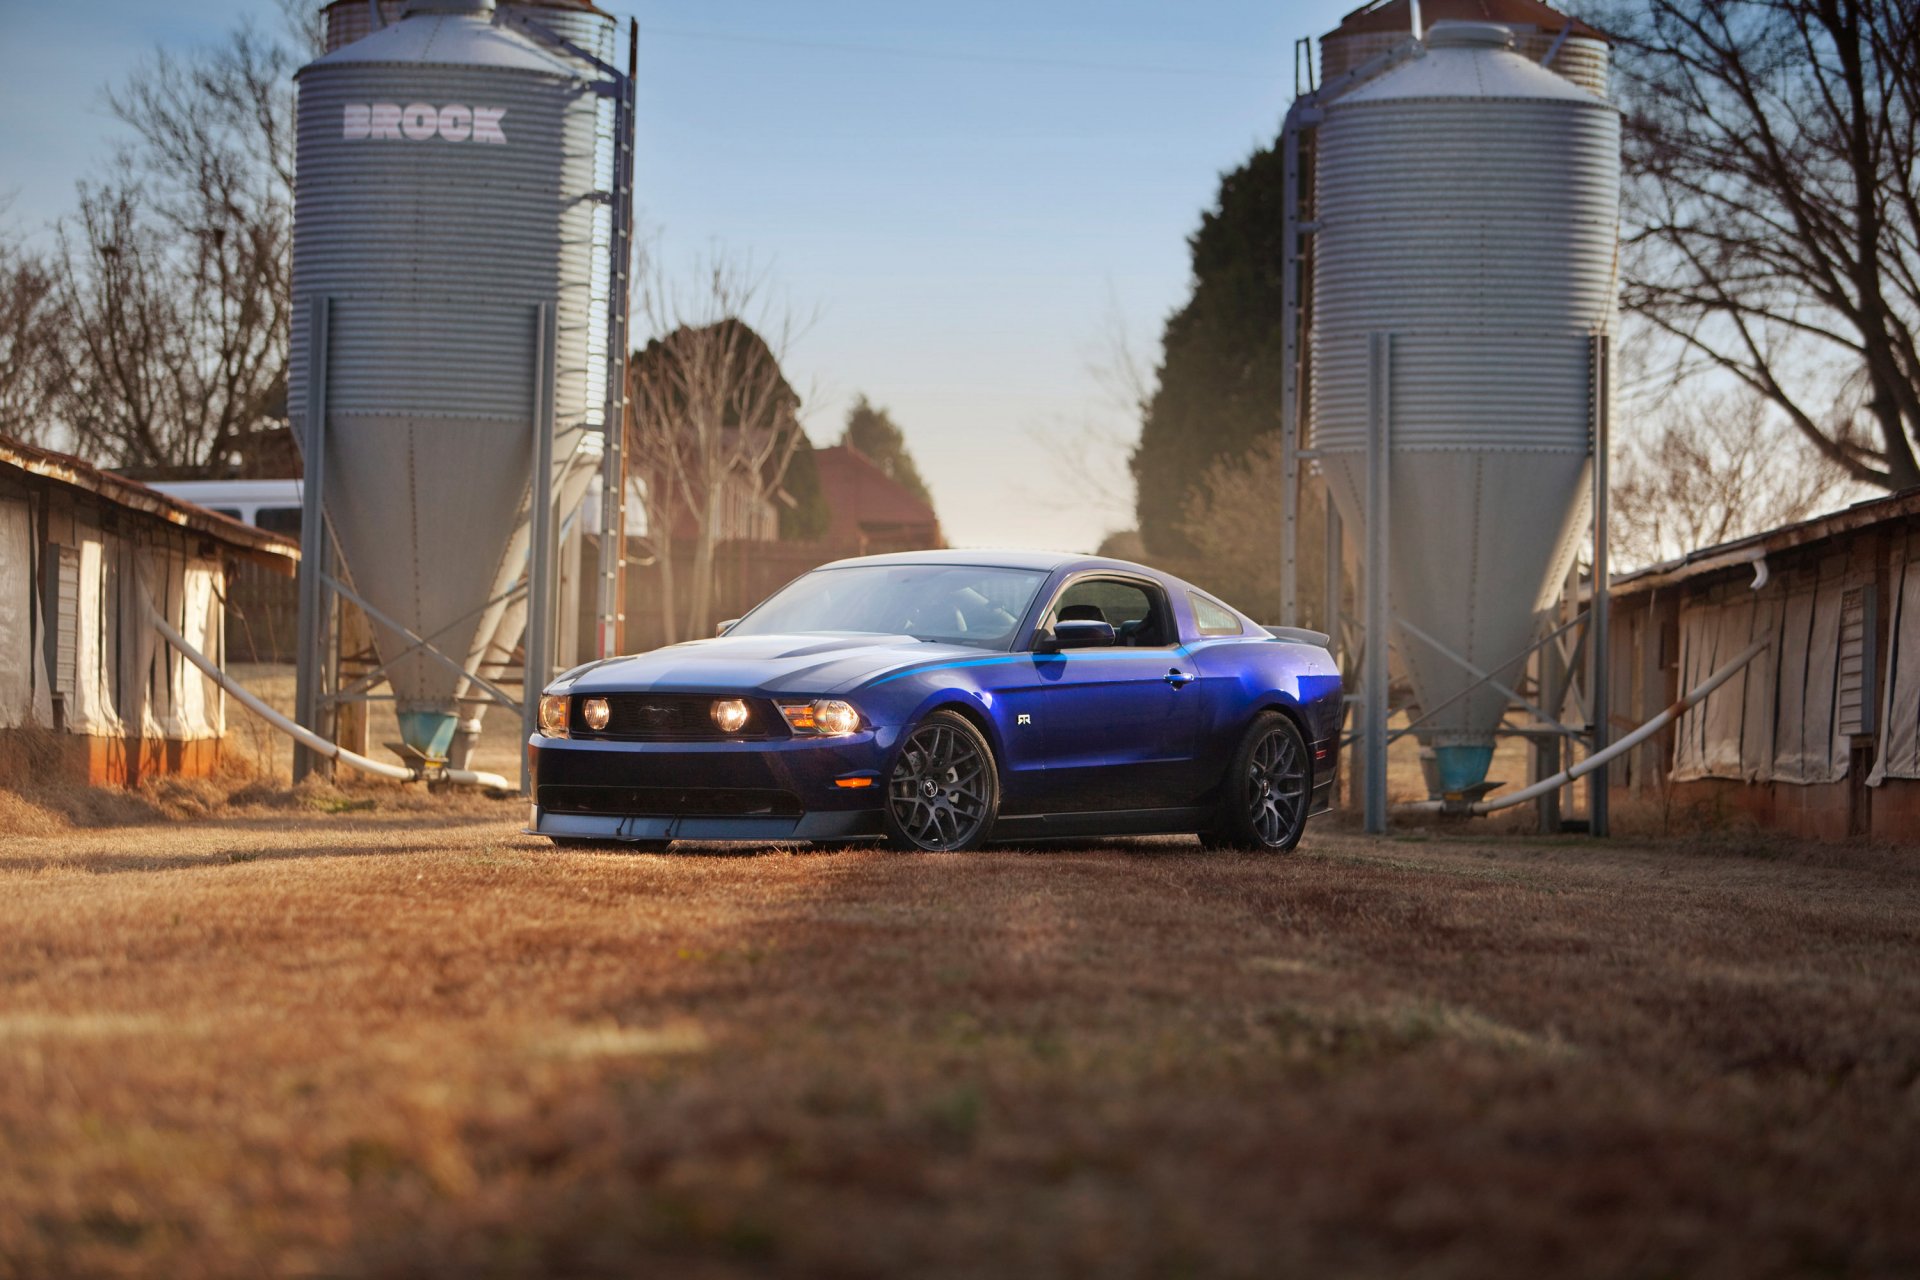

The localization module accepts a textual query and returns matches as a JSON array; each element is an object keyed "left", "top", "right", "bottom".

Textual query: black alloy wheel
[
  {"left": 1202, "top": 712, "right": 1312, "bottom": 852},
  {"left": 884, "top": 710, "right": 1000, "bottom": 851}
]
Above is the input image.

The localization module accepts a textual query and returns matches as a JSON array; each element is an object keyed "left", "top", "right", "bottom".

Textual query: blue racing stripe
[{"left": 865, "top": 646, "right": 1195, "bottom": 687}]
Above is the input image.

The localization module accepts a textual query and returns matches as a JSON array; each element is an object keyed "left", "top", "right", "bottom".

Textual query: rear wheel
[
  {"left": 884, "top": 710, "right": 999, "bottom": 852},
  {"left": 1200, "top": 712, "right": 1311, "bottom": 853}
]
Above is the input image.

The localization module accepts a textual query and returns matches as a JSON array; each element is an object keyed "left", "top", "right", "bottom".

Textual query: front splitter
[{"left": 529, "top": 807, "right": 886, "bottom": 843}]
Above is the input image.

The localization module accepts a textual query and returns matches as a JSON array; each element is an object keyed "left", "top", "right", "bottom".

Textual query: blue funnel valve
[{"left": 396, "top": 710, "right": 459, "bottom": 762}]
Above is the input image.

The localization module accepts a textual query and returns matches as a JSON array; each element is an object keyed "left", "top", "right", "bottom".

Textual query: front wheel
[
  {"left": 1201, "top": 712, "right": 1312, "bottom": 853},
  {"left": 884, "top": 710, "right": 1000, "bottom": 852}
]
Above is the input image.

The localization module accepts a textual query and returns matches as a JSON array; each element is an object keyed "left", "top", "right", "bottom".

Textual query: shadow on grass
[{"left": 2, "top": 812, "right": 528, "bottom": 877}]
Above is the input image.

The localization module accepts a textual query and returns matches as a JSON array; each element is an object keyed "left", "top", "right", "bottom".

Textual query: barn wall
[
  {"left": 1613, "top": 515, "right": 1920, "bottom": 843},
  {"left": 0, "top": 473, "right": 231, "bottom": 786}
]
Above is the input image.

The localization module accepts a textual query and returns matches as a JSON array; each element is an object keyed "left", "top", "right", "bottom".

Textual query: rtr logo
[
  {"left": 342, "top": 103, "right": 508, "bottom": 144},
  {"left": 1016, "top": 714, "right": 1032, "bottom": 726}
]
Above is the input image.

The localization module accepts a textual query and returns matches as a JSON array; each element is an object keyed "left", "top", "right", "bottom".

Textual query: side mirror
[
  {"left": 716, "top": 618, "right": 740, "bottom": 636},
  {"left": 1036, "top": 619, "right": 1117, "bottom": 652}
]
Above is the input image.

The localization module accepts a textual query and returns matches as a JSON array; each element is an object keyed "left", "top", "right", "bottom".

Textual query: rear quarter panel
[{"left": 1188, "top": 636, "right": 1345, "bottom": 783}]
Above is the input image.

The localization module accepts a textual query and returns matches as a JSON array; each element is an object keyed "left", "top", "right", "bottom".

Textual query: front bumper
[{"left": 527, "top": 729, "right": 896, "bottom": 843}]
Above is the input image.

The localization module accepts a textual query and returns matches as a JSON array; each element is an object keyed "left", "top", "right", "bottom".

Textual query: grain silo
[
  {"left": 288, "top": 0, "right": 634, "bottom": 779},
  {"left": 1274, "top": 6, "right": 1619, "bottom": 831}
]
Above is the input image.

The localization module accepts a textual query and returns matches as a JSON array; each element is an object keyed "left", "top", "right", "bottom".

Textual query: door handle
[{"left": 1164, "top": 668, "right": 1194, "bottom": 689}]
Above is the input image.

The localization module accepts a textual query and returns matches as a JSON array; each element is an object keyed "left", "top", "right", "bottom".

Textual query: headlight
[
  {"left": 537, "top": 694, "right": 570, "bottom": 737},
  {"left": 778, "top": 699, "right": 862, "bottom": 737},
  {"left": 813, "top": 699, "right": 861, "bottom": 736},
  {"left": 711, "top": 698, "right": 751, "bottom": 734},
  {"left": 582, "top": 697, "right": 610, "bottom": 731}
]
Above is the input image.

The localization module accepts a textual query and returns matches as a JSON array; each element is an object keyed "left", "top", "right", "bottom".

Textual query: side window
[
  {"left": 1189, "top": 592, "right": 1243, "bottom": 637},
  {"left": 1046, "top": 578, "right": 1174, "bottom": 647},
  {"left": 255, "top": 507, "right": 304, "bottom": 537}
]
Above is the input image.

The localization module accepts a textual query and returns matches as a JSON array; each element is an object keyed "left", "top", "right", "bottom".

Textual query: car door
[{"left": 1001, "top": 575, "right": 1204, "bottom": 812}]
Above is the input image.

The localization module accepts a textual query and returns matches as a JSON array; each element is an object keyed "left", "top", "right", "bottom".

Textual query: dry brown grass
[{"left": 0, "top": 804, "right": 1916, "bottom": 1278}]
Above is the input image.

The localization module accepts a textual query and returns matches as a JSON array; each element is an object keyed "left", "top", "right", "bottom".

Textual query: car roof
[
  {"left": 794, "top": 549, "right": 1273, "bottom": 634},
  {"left": 816, "top": 548, "right": 1158, "bottom": 576}
]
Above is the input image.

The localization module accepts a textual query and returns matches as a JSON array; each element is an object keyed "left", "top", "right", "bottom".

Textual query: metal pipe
[
  {"left": 152, "top": 610, "right": 513, "bottom": 791},
  {"left": 1395, "top": 634, "right": 1771, "bottom": 817},
  {"left": 1541, "top": 22, "right": 1572, "bottom": 68},
  {"left": 151, "top": 610, "right": 510, "bottom": 790}
]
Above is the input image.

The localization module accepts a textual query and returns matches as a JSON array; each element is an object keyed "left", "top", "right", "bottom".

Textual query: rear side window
[{"left": 1189, "top": 592, "right": 1243, "bottom": 637}]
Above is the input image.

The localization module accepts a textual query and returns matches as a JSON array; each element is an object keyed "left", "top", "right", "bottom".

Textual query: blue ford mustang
[{"left": 528, "top": 550, "right": 1343, "bottom": 852}]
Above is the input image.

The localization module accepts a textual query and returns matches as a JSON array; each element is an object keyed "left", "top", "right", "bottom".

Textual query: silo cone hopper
[
  {"left": 1308, "top": 22, "right": 1620, "bottom": 795},
  {"left": 1317, "top": 453, "right": 1593, "bottom": 793}
]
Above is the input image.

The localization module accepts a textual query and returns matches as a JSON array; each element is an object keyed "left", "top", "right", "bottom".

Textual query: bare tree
[
  {"left": 51, "top": 18, "right": 296, "bottom": 473},
  {"left": 1611, "top": 388, "right": 1858, "bottom": 569},
  {"left": 628, "top": 258, "right": 810, "bottom": 642},
  {"left": 1024, "top": 291, "right": 1151, "bottom": 538},
  {"left": 0, "top": 219, "right": 66, "bottom": 446},
  {"left": 1607, "top": 0, "right": 1920, "bottom": 490}
]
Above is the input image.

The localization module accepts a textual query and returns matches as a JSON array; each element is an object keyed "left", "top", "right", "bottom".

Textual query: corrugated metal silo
[
  {"left": 289, "top": 0, "right": 614, "bottom": 759},
  {"left": 1308, "top": 20, "right": 1620, "bottom": 794}
]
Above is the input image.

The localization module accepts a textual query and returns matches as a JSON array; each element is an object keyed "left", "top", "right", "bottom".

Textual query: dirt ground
[{"left": 1, "top": 787, "right": 1916, "bottom": 1280}]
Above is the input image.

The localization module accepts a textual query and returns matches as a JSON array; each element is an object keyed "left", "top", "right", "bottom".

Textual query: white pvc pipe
[
  {"left": 1399, "top": 634, "right": 1770, "bottom": 817},
  {"left": 151, "top": 611, "right": 513, "bottom": 791}
]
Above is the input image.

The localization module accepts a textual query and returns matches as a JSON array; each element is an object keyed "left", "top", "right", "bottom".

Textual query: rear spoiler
[{"left": 1264, "top": 625, "right": 1331, "bottom": 647}]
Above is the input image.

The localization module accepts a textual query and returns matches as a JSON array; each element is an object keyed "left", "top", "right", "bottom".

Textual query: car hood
[{"left": 556, "top": 632, "right": 989, "bottom": 698}]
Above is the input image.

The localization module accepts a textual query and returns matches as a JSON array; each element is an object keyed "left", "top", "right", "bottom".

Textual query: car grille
[
  {"left": 569, "top": 694, "right": 788, "bottom": 741},
  {"left": 539, "top": 785, "right": 803, "bottom": 818}
]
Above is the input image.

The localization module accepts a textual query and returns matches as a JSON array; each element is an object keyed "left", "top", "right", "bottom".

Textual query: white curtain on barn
[
  {"left": 67, "top": 531, "right": 124, "bottom": 737},
  {"left": 132, "top": 545, "right": 225, "bottom": 742},
  {"left": 0, "top": 495, "right": 52, "bottom": 729},
  {"left": 1671, "top": 568, "right": 1849, "bottom": 785},
  {"left": 1671, "top": 592, "right": 1778, "bottom": 782}
]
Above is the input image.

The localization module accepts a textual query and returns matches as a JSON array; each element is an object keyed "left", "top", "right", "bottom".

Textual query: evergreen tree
[
  {"left": 841, "top": 394, "right": 933, "bottom": 505},
  {"left": 1131, "top": 142, "right": 1289, "bottom": 556}
]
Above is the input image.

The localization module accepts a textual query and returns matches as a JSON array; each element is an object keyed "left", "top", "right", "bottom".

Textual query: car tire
[
  {"left": 1202, "top": 711, "right": 1312, "bottom": 853},
  {"left": 883, "top": 709, "right": 1000, "bottom": 852}
]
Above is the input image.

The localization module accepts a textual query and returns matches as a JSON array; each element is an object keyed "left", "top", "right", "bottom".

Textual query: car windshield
[{"left": 730, "top": 563, "right": 1048, "bottom": 650}]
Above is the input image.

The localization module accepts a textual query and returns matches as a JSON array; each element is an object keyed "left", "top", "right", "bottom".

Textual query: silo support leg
[
  {"left": 294, "top": 296, "right": 333, "bottom": 784},
  {"left": 521, "top": 303, "right": 560, "bottom": 796},
  {"left": 1362, "top": 333, "right": 1392, "bottom": 835},
  {"left": 1587, "top": 334, "right": 1612, "bottom": 837}
]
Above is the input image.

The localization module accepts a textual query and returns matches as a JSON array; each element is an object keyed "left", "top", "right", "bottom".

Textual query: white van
[{"left": 146, "top": 479, "right": 303, "bottom": 540}]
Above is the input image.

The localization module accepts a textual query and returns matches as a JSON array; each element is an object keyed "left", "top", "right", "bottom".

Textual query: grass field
[{"left": 1, "top": 787, "right": 1917, "bottom": 1278}]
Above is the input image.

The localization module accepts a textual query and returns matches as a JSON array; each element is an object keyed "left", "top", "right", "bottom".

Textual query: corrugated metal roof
[
  {"left": 1610, "top": 487, "right": 1920, "bottom": 597},
  {"left": 0, "top": 436, "right": 302, "bottom": 574}
]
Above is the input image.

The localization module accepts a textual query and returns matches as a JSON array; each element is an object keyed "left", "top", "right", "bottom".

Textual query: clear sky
[{"left": 0, "top": 0, "right": 1364, "bottom": 551}]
